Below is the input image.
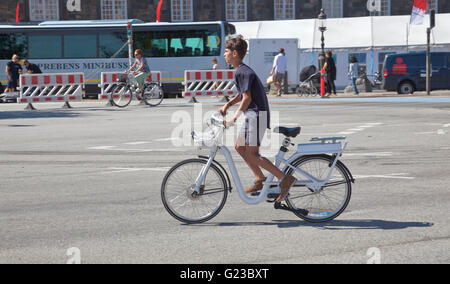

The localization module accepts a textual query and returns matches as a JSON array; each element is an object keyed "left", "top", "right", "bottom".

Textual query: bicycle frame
[{"left": 193, "top": 137, "right": 347, "bottom": 205}]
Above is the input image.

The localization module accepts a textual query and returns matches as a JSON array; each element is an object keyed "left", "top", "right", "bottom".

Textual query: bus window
[
  {"left": 99, "top": 33, "right": 128, "bottom": 58},
  {"left": 186, "top": 37, "right": 203, "bottom": 57},
  {"left": 0, "top": 34, "right": 28, "bottom": 60},
  {"left": 135, "top": 27, "right": 221, "bottom": 58},
  {"left": 149, "top": 38, "right": 169, "bottom": 57},
  {"left": 169, "top": 30, "right": 212, "bottom": 57},
  {"left": 64, "top": 34, "right": 97, "bottom": 59},
  {"left": 134, "top": 31, "right": 169, "bottom": 57},
  {"left": 29, "top": 35, "right": 62, "bottom": 59},
  {"left": 225, "top": 23, "right": 236, "bottom": 40}
]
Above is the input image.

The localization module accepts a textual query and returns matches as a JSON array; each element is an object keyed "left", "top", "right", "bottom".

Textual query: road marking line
[
  {"left": 338, "top": 131, "right": 355, "bottom": 135},
  {"left": 88, "top": 146, "right": 115, "bottom": 150},
  {"left": 124, "top": 141, "right": 151, "bottom": 145},
  {"left": 101, "top": 167, "right": 171, "bottom": 174},
  {"left": 415, "top": 130, "right": 447, "bottom": 135},
  {"left": 153, "top": 137, "right": 182, "bottom": 142},
  {"left": 354, "top": 173, "right": 415, "bottom": 180},
  {"left": 88, "top": 145, "right": 187, "bottom": 152},
  {"left": 345, "top": 152, "right": 393, "bottom": 157},
  {"left": 337, "top": 122, "right": 383, "bottom": 136}
]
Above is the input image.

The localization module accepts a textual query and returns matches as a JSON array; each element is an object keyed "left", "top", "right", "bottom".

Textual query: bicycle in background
[{"left": 110, "top": 71, "right": 164, "bottom": 108}]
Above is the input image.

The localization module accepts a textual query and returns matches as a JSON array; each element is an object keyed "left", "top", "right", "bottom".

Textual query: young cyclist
[{"left": 219, "top": 35, "right": 296, "bottom": 203}]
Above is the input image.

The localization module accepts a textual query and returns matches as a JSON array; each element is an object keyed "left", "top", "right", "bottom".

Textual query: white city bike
[{"left": 161, "top": 112, "right": 355, "bottom": 224}]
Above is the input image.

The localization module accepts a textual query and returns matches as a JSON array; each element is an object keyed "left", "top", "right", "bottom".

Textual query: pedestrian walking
[
  {"left": 270, "top": 48, "right": 287, "bottom": 96},
  {"left": 23, "top": 59, "right": 42, "bottom": 74},
  {"left": 212, "top": 58, "right": 220, "bottom": 70},
  {"left": 4, "top": 54, "right": 22, "bottom": 93},
  {"left": 323, "top": 50, "right": 337, "bottom": 96},
  {"left": 348, "top": 56, "right": 359, "bottom": 95}
]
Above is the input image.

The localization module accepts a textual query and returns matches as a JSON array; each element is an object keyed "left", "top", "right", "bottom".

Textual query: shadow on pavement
[
  {"left": 0, "top": 110, "right": 82, "bottom": 120},
  {"left": 187, "top": 219, "right": 434, "bottom": 230}
]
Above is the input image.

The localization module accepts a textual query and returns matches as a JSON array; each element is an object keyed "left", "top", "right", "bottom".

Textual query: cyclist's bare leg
[
  {"left": 235, "top": 139, "right": 284, "bottom": 181},
  {"left": 235, "top": 138, "right": 266, "bottom": 182},
  {"left": 245, "top": 145, "right": 284, "bottom": 180}
]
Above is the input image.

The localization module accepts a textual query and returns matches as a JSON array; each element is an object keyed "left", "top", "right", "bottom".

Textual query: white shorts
[{"left": 238, "top": 110, "right": 267, "bottom": 147}]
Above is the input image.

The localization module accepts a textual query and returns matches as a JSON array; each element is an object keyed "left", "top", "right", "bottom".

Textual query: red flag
[
  {"left": 16, "top": 1, "right": 20, "bottom": 23},
  {"left": 156, "top": 0, "right": 163, "bottom": 22},
  {"left": 410, "top": 0, "right": 428, "bottom": 25}
]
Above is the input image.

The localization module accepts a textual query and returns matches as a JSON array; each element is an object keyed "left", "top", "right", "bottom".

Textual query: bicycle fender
[
  {"left": 198, "top": 155, "right": 233, "bottom": 192},
  {"left": 283, "top": 154, "right": 355, "bottom": 184},
  {"left": 336, "top": 159, "right": 355, "bottom": 184}
]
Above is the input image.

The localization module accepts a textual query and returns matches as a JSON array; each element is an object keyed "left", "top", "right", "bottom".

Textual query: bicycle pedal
[
  {"left": 265, "top": 193, "right": 279, "bottom": 203},
  {"left": 250, "top": 190, "right": 261, "bottom": 197},
  {"left": 274, "top": 202, "right": 309, "bottom": 216},
  {"left": 267, "top": 193, "right": 280, "bottom": 199}
]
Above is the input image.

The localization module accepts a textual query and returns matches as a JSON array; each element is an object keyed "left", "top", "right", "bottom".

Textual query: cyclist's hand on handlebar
[{"left": 224, "top": 116, "right": 237, "bottom": 128}]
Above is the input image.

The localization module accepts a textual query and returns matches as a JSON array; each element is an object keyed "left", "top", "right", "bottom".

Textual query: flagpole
[
  {"left": 406, "top": 22, "right": 409, "bottom": 53},
  {"left": 426, "top": 9, "right": 436, "bottom": 96},
  {"left": 426, "top": 26, "right": 430, "bottom": 96}
]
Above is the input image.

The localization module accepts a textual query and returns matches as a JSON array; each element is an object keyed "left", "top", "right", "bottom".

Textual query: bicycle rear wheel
[
  {"left": 161, "top": 159, "right": 228, "bottom": 224},
  {"left": 142, "top": 83, "right": 164, "bottom": 106},
  {"left": 284, "top": 155, "right": 352, "bottom": 223},
  {"left": 110, "top": 84, "right": 132, "bottom": 108}
]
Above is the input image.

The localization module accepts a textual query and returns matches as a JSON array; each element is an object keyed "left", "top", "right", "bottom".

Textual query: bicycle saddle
[{"left": 274, "top": 126, "right": 301, "bottom": 138}]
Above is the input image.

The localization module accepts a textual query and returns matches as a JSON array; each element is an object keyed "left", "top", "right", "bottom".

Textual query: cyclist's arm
[
  {"left": 225, "top": 91, "right": 251, "bottom": 126},
  {"left": 221, "top": 93, "right": 242, "bottom": 115},
  {"left": 128, "top": 61, "right": 138, "bottom": 72}
]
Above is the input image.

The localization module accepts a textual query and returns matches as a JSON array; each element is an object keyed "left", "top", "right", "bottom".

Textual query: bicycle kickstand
[{"left": 274, "top": 201, "right": 309, "bottom": 216}]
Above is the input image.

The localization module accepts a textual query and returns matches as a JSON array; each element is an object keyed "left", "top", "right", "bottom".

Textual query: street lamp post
[{"left": 318, "top": 9, "right": 327, "bottom": 69}]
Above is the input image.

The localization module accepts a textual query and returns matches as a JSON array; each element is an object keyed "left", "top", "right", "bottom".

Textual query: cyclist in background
[{"left": 127, "top": 49, "right": 150, "bottom": 92}]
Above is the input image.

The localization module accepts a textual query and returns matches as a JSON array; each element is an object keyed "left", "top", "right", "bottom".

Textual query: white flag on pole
[{"left": 410, "top": 0, "right": 428, "bottom": 25}]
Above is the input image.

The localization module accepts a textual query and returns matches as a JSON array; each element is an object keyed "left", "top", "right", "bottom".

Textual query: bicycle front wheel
[
  {"left": 284, "top": 155, "right": 352, "bottom": 223},
  {"left": 110, "top": 84, "right": 132, "bottom": 108},
  {"left": 161, "top": 159, "right": 228, "bottom": 224},
  {"left": 142, "top": 83, "right": 164, "bottom": 106}
]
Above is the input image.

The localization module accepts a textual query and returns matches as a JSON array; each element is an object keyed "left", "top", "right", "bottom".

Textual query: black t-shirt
[
  {"left": 325, "top": 57, "right": 336, "bottom": 80},
  {"left": 7, "top": 61, "right": 22, "bottom": 80},
  {"left": 234, "top": 64, "right": 270, "bottom": 129},
  {"left": 27, "top": 63, "right": 42, "bottom": 74}
]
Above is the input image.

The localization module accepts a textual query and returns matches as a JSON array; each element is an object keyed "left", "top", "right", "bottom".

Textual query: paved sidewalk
[{"left": 267, "top": 89, "right": 450, "bottom": 99}]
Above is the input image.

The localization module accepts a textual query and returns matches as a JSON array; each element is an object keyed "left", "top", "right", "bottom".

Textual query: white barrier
[
  {"left": 98, "top": 71, "right": 162, "bottom": 100},
  {"left": 18, "top": 73, "right": 84, "bottom": 106},
  {"left": 182, "top": 70, "right": 237, "bottom": 98}
]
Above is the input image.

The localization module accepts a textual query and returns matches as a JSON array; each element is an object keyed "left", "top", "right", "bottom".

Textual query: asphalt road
[{"left": 0, "top": 95, "right": 449, "bottom": 264}]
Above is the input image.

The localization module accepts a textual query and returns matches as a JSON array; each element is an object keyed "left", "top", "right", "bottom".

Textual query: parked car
[{"left": 382, "top": 52, "right": 450, "bottom": 94}]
